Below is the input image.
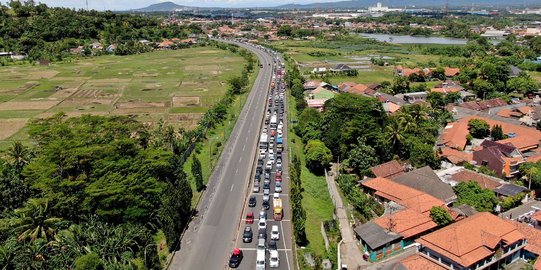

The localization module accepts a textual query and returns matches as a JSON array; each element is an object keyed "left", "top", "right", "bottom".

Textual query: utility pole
[{"left": 86, "top": 0, "right": 89, "bottom": 10}]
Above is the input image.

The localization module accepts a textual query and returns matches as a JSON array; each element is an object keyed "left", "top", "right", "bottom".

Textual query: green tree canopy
[
  {"left": 453, "top": 181, "right": 497, "bottom": 212},
  {"left": 429, "top": 206, "right": 453, "bottom": 227},
  {"left": 468, "top": 118, "right": 490, "bottom": 138},
  {"left": 304, "top": 140, "right": 332, "bottom": 174}
]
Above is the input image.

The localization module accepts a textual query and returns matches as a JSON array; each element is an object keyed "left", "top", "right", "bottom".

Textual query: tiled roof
[
  {"left": 397, "top": 193, "right": 445, "bottom": 214},
  {"left": 449, "top": 170, "right": 502, "bottom": 191},
  {"left": 440, "top": 115, "right": 541, "bottom": 151},
  {"left": 444, "top": 67, "right": 461, "bottom": 77},
  {"left": 348, "top": 84, "right": 369, "bottom": 95},
  {"left": 513, "top": 221, "right": 541, "bottom": 256},
  {"left": 374, "top": 208, "right": 437, "bottom": 239},
  {"left": 362, "top": 177, "right": 423, "bottom": 202},
  {"left": 532, "top": 211, "right": 541, "bottom": 223},
  {"left": 392, "top": 166, "right": 457, "bottom": 203},
  {"left": 354, "top": 221, "right": 402, "bottom": 250},
  {"left": 416, "top": 212, "right": 525, "bottom": 268},
  {"left": 397, "top": 254, "right": 447, "bottom": 270},
  {"left": 457, "top": 98, "right": 508, "bottom": 111},
  {"left": 440, "top": 147, "right": 473, "bottom": 164},
  {"left": 370, "top": 160, "right": 404, "bottom": 178}
]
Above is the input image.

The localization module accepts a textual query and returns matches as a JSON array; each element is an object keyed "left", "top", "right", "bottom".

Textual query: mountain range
[{"left": 132, "top": 0, "right": 541, "bottom": 11}]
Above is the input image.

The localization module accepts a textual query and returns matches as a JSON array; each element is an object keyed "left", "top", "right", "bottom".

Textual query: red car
[{"left": 246, "top": 212, "right": 254, "bottom": 224}]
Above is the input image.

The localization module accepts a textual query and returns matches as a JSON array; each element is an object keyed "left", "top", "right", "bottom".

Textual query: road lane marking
[
  {"left": 281, "top": 221, "right": 292, "bottom": 270},
  {"left": 243, "top": 145, "right": 246, "bottom": 151},
  {"left": 236, "top": 248, "right": 292, "bottom": 251},
  {"left": 230, "top": 184, "right": 235, "bottom": 192}
]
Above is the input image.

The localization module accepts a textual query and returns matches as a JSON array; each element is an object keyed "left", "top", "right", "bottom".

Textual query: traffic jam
[{"left": 229, "top": 49, "right": 291, "bottom": 270}]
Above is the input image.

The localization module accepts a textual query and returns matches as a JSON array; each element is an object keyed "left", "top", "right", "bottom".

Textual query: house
[
  {"left": 354, "top": 221, "right": 404, "bottom": 262},
  {"left": 370, "top": 160, "right": 405, "bottom": 178},
  {"left": 337, "top": 82, "right": 356, "bottom": 92},
  {"left": 389, "top": 253, "right": 447, "bottom": 270},
  {"left": 444, "top": 67, "right": 461, "bottom": 77},
  {"left": 347, "top": 83, "right": 370, "bottom": 95},
  {"left": 439, "top": 147, "right": 473, "bottom": 167},
  {"left": 391, "top": 166, "right": 457, "bottom": 204},
  {"left": 455, "top": 98, "right": 508, "bottom": 111},
  {"left": 306, "top": 99, "right": 327, "bottom": 112},
  {"left": 180, "top": 38, "right": 197, "bottom": 45},
  {"left": 440, "top": 168, "right": 502, "bottom": 190},
  {"left": 439, "top": 115, "right": 541, "bottom": 152},
  {"left": 494, "top": 184, "right": 528, "bottom": 198},
  {"left": 303, "top": 80, "right": 320, "bottom": 91},
  {"left": 500, "top": 200, "right": 541, "bottom": 221},
  {"left": 70, "top": 46, "right": 84, "bottom": 55},
  {"left": 330, "top": 64, "right": 353, "bottom": 72},
  {"left": 106, "top": 44, "right": 117, "bottom": 53},
  {"left": 511, "top": 221, "right": 541, "bottom": 262},
  {"left": 395, "top": 92, "right": 428, "bottom": 104},
  {"left": 472, "top": 140, "right": 525, "bottom": 178},
  {"left": 312, "top": 67, "right": 327, "bottom": 74},
  {"left": 395, "top": 66, "right": 430, "bottom": 78},
  {"left": 91, "top": 42, "right": 103, "bottom": 50},
  {"left": 430, "top": 80, "right": 464, "bottom": 94},
  {"left": 373, "top": 92, "right": 405, "bottom": 114},
  {"left": 158, "top": 40, "right": 175, "bottom": 49},
  {"left": 416, "top": 212, "right": 527, "bottom": 270}
]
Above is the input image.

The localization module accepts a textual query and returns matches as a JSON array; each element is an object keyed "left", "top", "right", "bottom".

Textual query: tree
[
  {"left": 408, "top": 140, "right": 440, "bottom": 169},
  {"left": 344, "top": 138, "right": 379, "bottom": 175},
  {"left": 191, "top": 156, "right": 204, "bottom": 192},
  {"left": 453, "top": 181, "right": 497, "bottom": 212},
  {"left": 507, "top": 76, "right": 539, "bottom": 94},
  {"left": 392, "top": 75, "right": 410, "bottom": 94},
  {"left": 73, "top": 253, "right": 104, "bottom": 270},
  {"left": 6, "top": 142, "right": 31, "bottom": 174},
  {"left": 490, "top": 125, "right": 504, "bottom": 141},
  {"left": 468, "top": 119, "right": 490, "bottom": 138},
  {"left": 304, "top": 140, "right": 332, "bottom": 174},
  {"left": 429, "top": 206, "right": 453, "bottom": 226},
  {"left": 9, "top": 198, "right": 63, "bottom": 242}
]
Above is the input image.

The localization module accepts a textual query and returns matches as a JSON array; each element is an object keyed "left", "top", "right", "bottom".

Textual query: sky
[{"left": 3, "top": 0, "right": 343, "bottom": 10}]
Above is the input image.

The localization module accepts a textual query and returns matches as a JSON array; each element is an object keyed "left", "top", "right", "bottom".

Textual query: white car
[
  {"left": 269, "top": 153, "right": 275, "bottom": 162},
  {"left": 270, "top": 225, "right": 280, "bottom": 240},
  {"left": 275, "top": 182, "right": 282, "bottom": 193},
  {"left": 266, "top": 160, "right": 273, "bottom": 170},
  {"left": 259, "top": 150, "right": 266, "bottom": 159},
  {"left": 269, "top": 250, "right": 280, "bottom": 268},
  {"left": 273, "top": 192, "right": 280, "bottom": 199},
  {"left": 276, "top": 159, "right": 282, "bottom": 169},
  {"left": 258, "top": 217, "right": 267, "bottom": 230}
]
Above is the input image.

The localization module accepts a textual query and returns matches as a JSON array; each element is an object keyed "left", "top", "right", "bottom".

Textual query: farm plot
[{"left": 0, "top": 46, "right": 246, "bottom": 148}]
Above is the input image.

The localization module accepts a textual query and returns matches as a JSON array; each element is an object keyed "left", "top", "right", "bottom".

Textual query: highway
[{"left": 170, "top": 39, "right": 292, "bottom": 270}]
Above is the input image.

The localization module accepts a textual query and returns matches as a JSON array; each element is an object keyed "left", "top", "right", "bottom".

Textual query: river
[{"left": 360, "top": 33, "right": 469, "bottom": 45}]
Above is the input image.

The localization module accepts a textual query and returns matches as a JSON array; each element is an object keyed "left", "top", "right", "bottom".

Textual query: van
[{"left": 256, "top": 249, "right": 266, "bottom": 270}]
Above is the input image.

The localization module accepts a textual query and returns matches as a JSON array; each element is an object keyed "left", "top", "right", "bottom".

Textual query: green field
[{"left": 0, "top": 47, "right": 246, "bottom": 148}]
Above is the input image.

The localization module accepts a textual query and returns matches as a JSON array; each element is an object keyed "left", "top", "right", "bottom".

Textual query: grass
[
  {"left": 287, "top": 88, "right": 334, "bottom": 260},
  {"left": 0, "top": 46, "right": 245, "bottom": 149},
  {"left": 153, "top": 230, "right": 170, "bottom": 267}
]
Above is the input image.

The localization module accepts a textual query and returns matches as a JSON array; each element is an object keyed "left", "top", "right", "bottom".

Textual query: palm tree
[
  {"left": 9, "top": 198, "right": 62, "bottom": 243},
  {"left": 385, "top": 119, "right": 405, "bottom": 155},
  {"left": 6, "top": 142, "right": 31, "bottom": 173}
]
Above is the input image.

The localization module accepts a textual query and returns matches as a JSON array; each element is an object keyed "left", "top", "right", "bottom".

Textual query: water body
[{"left": 360, "top": 33, "right": 469, "bottom": 45}]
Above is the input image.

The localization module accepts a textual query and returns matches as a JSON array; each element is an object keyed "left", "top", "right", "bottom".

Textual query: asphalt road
[{"left": 169, "top": 40, "right": 281, "bottom": 270}]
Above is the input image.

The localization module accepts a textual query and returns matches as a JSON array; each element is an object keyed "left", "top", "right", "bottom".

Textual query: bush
[{"left": 74, "top": 253, "right": 104, "bottom": 270}]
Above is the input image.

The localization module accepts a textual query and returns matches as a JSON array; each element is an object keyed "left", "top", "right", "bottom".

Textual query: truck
[
  {"left": 276, "top": 137, "right": 283, "bottom": 151},
  {"left": 273, "top": 198, "right": 283, "bottom": 221},
  {"left": 270, "top": 115, "right": 277, "bottom": 130},
  {"left": 259, "top": 133, "right": 268, "bottom": 153}
]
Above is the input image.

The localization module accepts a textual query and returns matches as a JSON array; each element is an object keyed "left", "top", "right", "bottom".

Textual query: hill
[{"left": 132, "top": 1, "right": 189, "bottom": 12}]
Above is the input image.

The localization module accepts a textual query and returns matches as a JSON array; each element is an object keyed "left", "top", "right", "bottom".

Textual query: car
[
  {"left": 263, "top": 193, "right": 270, "bottom": 203},
  {"left": 259, "top": 209, "right": 267, "bottom": 220},
  {"left": 253, "top": 182, "right": 260, "bottom": 193},
  {"left": 263, "top": 183, "right": 270, "bottom": 193},
  {"left": 270, "top": 225, "right": 280, "bottom": 240},
  {"left": 256, "top": 249, "right": 266, "bottom": 270},
  {"left": 269, "top": 153, "right": 275, "bottom": 162},
  {"left": 276, "top": 170, "right": 282, "bottom": 178},
  {"left": 259, "top": 151, "right": 266, "bottom": 159},
  {"left": 254, "top": 173, "right": 261, "bottom": 182},
  {"left": 275, "top": 182, "right": 282, "bottom": 193},
  {"left": 266, "top": 160, "right": 273, "bottom": 170},
  {"left": 262, "top": 200, "right": 270, "bottom": 210},
  {"left": 248, "top": 196, "right": 256, "bottom": 207},
  {"left": 275, "top": 174, "right": 282, "bottom": 182},
  {"left": 264, "top": 178, "right": 271, "bottom": 186},
  {"left": 257, "top": 238, "right": 266, "bottom": 250},
  {"left": 258, "top": 217, "right": 267, "bottom": 230},
  {"left": 276, "top": 151, "right": 282, "bottom": 160},
  {"left": 243, "top": 226, "right": 253, "bottom": 243},
  {"left": 268, "top": 240, "right": 277, "bottom": 252},
  {"left": 246, "top": 212, "right": 254, "bottom": 224},
  {"left": 265, "top": 172, "right": 270, "bottom": 180},
  {"left": 269, "top": 250, "right": 280, "bottom": 268},
  {"left": 269, "top": 142, "right": 274, "bottom": 149},
  {"left": 258, "top": 227, "right": 267, "bottom": 240},
  {"left": 276, "top": 159, "right": 282, "bottom": 169},
  {"left": 229, "top": 248, "right": 243, "bottom": 268},
  {"left": 273, "top": 192, "right": 280, "bottom": 199}
]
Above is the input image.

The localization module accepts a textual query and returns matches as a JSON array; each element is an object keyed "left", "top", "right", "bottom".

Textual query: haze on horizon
[{"left": 0, "top": 0, "right": 350, "bottom": 10}]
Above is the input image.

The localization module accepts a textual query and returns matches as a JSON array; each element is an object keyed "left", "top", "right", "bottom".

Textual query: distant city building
[{"left": 368, "top": 2, "right": 403, "bottom": 13}]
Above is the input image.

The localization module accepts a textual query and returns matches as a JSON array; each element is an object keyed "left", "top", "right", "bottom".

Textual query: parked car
[
  {"left": 246, "top": 212, "right": 254, "bottom": 224},
  {"left": 243, "top": 226, "right": 253, "bottom": 243},
  {"left": 270, "top": 225, "right": 280, "bottom": 240},
  {"left": 248, "top": 196, "right": 256, "bottom": 207},
  {"left": 229, "top": 248, "right": 243, "bottom": 268},
  {"left": 256, "top": 249, "right": 266, "bottom": 270},
  {"left": 269, "top": 250, "right": 280, "bottom": 268}
]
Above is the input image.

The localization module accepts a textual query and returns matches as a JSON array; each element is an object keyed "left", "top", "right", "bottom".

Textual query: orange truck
[{"left": 273, "top": 198, "right": 283, "bottom": 221}]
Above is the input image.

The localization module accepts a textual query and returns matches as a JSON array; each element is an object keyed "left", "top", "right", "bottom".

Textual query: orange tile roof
[
  {"left": 527, "top": 154, "right": 541, "bottom": 163},
  {"left": 370, "top": 160, "right": 404, "bottom": 178},
  {"left": 416, "top": 212, "right": 525, "bottom": 267},
  {"left": 440, "top": 147, "right": 473, "bottom": 164},
  {"left": 374, "top": 209, "right": 437, "bottom": 238},
  {"left": 532, "top": 211, "right": 541, "bottom": 223},
  {"left": 398, "top": 254, "right": 447, "bottom": 270},
  {"left": 444, "top": 67, "right": 461, "bottom": 77},
  {"left": 363, "top": 177, "right": 423, "bottom": 202},
  {"left": 348, "top": 84, "right": 369, "bottom": 95},
  {"left": 518, "top": 106, "right": 533, "bottom": 115},
  {"left": 441, "top": 115, "right": 541, "bottom": 151},
  {"left": 397, "top": 194, "right": 445, "bottom": 214},
  {"left": 431, "top": 86, "right": 463, "bottom": 94},
  {"left": 512, "top": 221, "right": 541, "bottom": 256}
]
